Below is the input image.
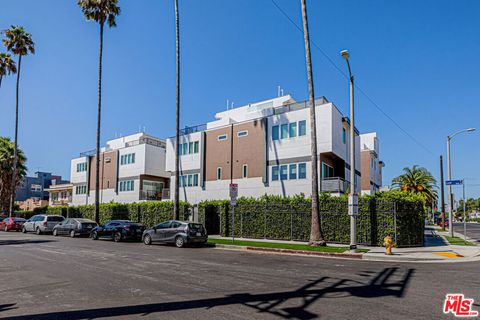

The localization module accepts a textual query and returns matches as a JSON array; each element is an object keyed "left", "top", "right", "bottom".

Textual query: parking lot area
[{"left": 0, "top": 231, "right": 479, "bottom": 319}]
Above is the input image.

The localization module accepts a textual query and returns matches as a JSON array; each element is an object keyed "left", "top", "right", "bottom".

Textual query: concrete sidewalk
[{"left": 210, "top": 227, "right": 480, "bottom": 263}]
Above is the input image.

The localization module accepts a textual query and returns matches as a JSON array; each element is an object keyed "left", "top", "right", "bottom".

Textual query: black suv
[{"left": 91, "top": 220, "right": 146, "bottom": 242}]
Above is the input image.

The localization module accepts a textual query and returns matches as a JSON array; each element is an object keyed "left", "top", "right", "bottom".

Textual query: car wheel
[
  {"left": 143, "top": 234, "right": 152, "bottom": 245},
  {"left": 91, "top": 231, "right": 98, "bottom": 240},
  {"left": 53, "top": 229, "right": 58, "bottom": 237},
  {"left": 22, "top": 227, "right": 27, "bottom": 233},
  {"left": 70, "top": 230, "right": 75, "bottom": 238},
  {"left": 4, "top": 226, "right": 8, "bottom": 232},
  {"left": 175, "top": 236, "right": 185, "bottom": 248},
  {"left": 36, "top": 227, "right": 42, "bottom": 235},
  {"left": 114, "top": 232, "right": 122, "bottom": 242}
]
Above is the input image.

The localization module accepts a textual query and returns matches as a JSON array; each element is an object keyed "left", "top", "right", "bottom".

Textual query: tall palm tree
[
  {"left": 0, "top": 53, "right": 17, "bottom": 89},
  {"left": 2, "top": 26, "right": 34, "bottom": 217},
  {"left": 392, "top": 165, "right": 438, "bottom": 206},
  {"left": 78, "top": 0, "right": 120, "bottom": 223},
  {"left": 173, "top": 0, "right": 181, "bottom": 220},
  {"left": 0, "top": 137, "right": 27, "bottom": 213},
  {"left": 300, "top": 0, "right": 325, "bottom": 246}
]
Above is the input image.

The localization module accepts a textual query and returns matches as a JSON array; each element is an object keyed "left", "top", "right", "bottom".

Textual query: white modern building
[
  {"left": 70, "top": 133, "right": 170, "bottom": 205},
  {"left": 360, "top": 132, "right": 384, "bottom": 195},
  {"left": 166, "top": 95, "right": 365, "bottom": 204}
]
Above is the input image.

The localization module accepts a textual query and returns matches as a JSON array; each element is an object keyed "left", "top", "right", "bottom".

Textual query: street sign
[
  {"left": 229, "top": 183, "right": 238, "bottom": 206},
  {"left": 348, "top": 193, "right": 358, "bottom": 216},
  {"left": 446, "top": 180, "right": 463, "bottom": 186}
]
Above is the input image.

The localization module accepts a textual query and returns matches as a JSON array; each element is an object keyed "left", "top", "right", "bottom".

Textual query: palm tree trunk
[
  {"left": 94, "top": 22, "right": 104, "bottom": 224},
  {"left": 173, "top": 0, "right": 181, "bottom": 220},
  {"left": 300, "top": 0, "right": 325, "bottom": 246},
  {"left": 9, "top": 55, "right": 21, "bottom": 218},
  {"left": 0, "top": 75, "right": 3, "bottom": 89}
]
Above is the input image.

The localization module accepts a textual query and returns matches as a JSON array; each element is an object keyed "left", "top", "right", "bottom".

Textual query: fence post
[{"left": 394, "top": 202, "right": 397, "bottom": 245}]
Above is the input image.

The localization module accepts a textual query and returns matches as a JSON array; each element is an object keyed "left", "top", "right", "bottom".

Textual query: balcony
[
  {"left": 139, "top": 190, "right": 163, "bottom": 201},
  {"left": 321, "top": 177, "right": 348, "bottom": 194},
  {"left": 51, "top": 198, "right": 72, "bottom": 206}
]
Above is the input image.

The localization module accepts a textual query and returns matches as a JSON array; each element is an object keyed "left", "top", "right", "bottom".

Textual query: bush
[{"left": 200, "top": 191, "right": 425, "bottom": 247}]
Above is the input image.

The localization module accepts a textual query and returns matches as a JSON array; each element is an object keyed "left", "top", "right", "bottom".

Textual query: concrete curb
[{"left": 213, "top": 243, "right": 363, "bottom": 259}]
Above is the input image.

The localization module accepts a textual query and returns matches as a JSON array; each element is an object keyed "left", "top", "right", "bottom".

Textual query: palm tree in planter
[
  {"left": 78, "top": 0, "right": 120, "bottom": 223},
  {"left": 2, "top": 26, "right": 35, "bottom": 217},
  {"left": 0, "top": 137, "right": 27, "bottom": 214},
  {"left": 0, "top": 53, "right": 17, "bottom": 89},
  {"left": 300, "top": 0, "right": 326, "bottom": 246},
  {"left": 392, "top": 165, "right": 438, "bottom": 207}
]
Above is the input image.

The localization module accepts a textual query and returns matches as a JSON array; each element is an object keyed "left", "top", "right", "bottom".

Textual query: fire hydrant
[{"left": 383, "top": 236, "right": 394, "bottom": 255}]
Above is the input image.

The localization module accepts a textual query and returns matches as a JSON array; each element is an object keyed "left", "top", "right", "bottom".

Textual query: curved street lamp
[{"left": 447, "top": 127, "right": 476, "bottom": 237}]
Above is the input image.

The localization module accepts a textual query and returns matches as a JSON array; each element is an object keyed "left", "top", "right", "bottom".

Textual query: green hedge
[
  {"left": 199, "top": 191, "right": 425, "bottom": 247},
  {"left": 14, "top": 202, "right": 190, "bottom": 228}
]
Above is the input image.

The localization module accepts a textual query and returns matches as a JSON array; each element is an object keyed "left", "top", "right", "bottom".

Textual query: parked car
[
  {"left": 53, "top": 218, "right": 98, "bottom": 238},
  {"left": 439, "top": 219, "right": 449, "bottom": 228},
  {"left": 142, "top": 220, "right": 208, "bottom": 248},
  {"left": 91, "top": 220, "right": 146, "bottom": 242},
  {"left": 0, "top": 217, "right": 26, "bottom": 232},
  {"left": 22, "top": 215, "right": 65, "bottom": 235}
]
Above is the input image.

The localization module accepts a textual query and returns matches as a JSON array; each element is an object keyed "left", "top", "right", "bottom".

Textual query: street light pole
[
  {"left": 341, "top": 49, "right": 357, "bottom": 250},
  {"left": 446, "top": 128, "right": 476, "bottom": 237}
]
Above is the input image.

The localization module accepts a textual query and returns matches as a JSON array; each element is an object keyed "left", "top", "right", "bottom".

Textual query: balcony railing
[
  {"left": 125, "top": 138, "right": 165, "bottom": 148},
  {"left": 51, "top": 198, "right": 72, "bottom": 206},
  {"left": 139, "top": 190, "right": 163, "bottom": 201},
  {"left": 321, "top": 177, "right": 348, "bottom": 194}
]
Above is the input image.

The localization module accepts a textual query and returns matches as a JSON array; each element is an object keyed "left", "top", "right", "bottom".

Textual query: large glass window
[
  {"left": 289, "top": 164, "right": 297, "bottom": 180},
  {"left": 189, "top": 142, "right": 194, "bottom": 154},
  {"left": 322, "top": 163, "right": 334, "bottom": 178},
  {"left": 289, "top": 122, "right": 297, "bottom": 138},
  {"left": 280, "top": 165, "right": 288, "bottom": 180},
  {"left": 299, "top": 120, "right": 306, "bottom": 136},
  {"left": 281, "top": 124, "right": 289, "bottom": 139},
  {"left": 194, "top": 141, "right": 199, "bottom": 153},
  {"left": 193, "top": 174, "right": 199, "bottom": 186},
  {"left": 272, "top": 125, "right": 279, "bottom": 141},
  {"left": 183, "top": 143, "right": 188, "bottom": 155},
  {"left": 75, "top": 185, "right": 87, "bottom": 194},
  {"left": 143, "top": 181, "right": 163, "bottom": 194},
  {"left": 298, "top": 163, "right": 307, "bottom": 179},
  {"left": 272, "top": 166, "right": 279, "bottom": 181},
  {"left": 120, "top": 153, "right": 135, "bottom": 165},
  {"left": 188, "top": 175, "right": 193, "bottom": 187},
  {"left": 119, "top": 180, "right": 134, "bottom": 192},
  {"left": 77, "top": 162, "right": 87, "bottom": 172}
]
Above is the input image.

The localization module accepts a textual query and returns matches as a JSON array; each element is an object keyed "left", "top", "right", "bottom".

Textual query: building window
[
  {"left": 299, "top": 120, "right": 306, "bottom": 136},
  {"left": 183, "top": 143, "right": 188, "bottom": 155},
  {"left": 193, "top": 174, "right": 199, "bottom": 186},
  {"left": 76, "top": 162, "right": 87, "bottom": 172},
  {"left": 75, "top": 185, "right": 87, "bottom": 195},
  {"left": 237, "top": 130, "right": 248, "bottom": 137},
  {"left": 31, "top": 184, "right": 42, "bottom": 192},
  {"left": 289, "top": 122, "right": 297, "bottom": 138},
  {"left": 119, "top": 180, "right": 134, "bottom": 192},
  {"left": 289, "top": 164, "right": 297, "bottom": 180},
  {"left": 179, "top": 174, "right": 198, "bottom": 187},
  {"left": 272, "top": 125, "right": 279, "bottom": 141},
  {"left": 178, "top": 143, "right": 183, "bottom": 155},
  {"left": 218, "top": 134, "right": 227, "bottom": 141},
  {"left": 242, "top": 164, "right": 248, "bottom": 178},
  {"left": 187, "top": 175, "right": 193, "bottom": 187},
  {"left": 120, "top": 153, "right": 135, "bottom": 165},
  {"left": 280, "top": 165, "right": 288, "bottom": 180},
  {"left": 281, "top": 124, "right": 289, "bottom": 139},
  {"left": 217, "top": 167, "right": 222, "bottom": 180},
  {"left": 194, "top": 141, "right": 199, "bottom": 153},
  {"left": 298, "top": 163, "right": 307, "bottom": 179},
  {"left": 272, "top": 166, "right": 279, "bottom": 181},
  {"left": 342, "top": 128, "right": 346, "bottom": 144},
  {"left": 322, "top": 162, "right": 334, "bottom": 179}
]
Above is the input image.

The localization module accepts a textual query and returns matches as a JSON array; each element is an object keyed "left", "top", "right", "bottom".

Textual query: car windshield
[
  {"left": 188, "top": 223, "right": 203, "bottom": 231},
  {"left": 13, "top": 218, "right": 26, "bottom": 222}
]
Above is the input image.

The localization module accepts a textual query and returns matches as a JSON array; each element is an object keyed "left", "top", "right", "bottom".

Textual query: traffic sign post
[
  {"left": 445, "top": 179, "right": 468, "bottom": 242},
  {"left": 348, "top": 193, "right": 358, "bottom": 216},
  {"left": 229, "top": 184, "right": 238, "bottom": 242}
]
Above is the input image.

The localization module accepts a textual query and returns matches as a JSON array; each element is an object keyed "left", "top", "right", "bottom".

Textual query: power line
[{"left": 270, "top": 0, "right": 435, "bottom": 156}]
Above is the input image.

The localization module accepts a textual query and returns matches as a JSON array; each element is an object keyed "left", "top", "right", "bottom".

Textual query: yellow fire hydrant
[{"left": 383, "top": 236, "right": 394, "bottom": 255}]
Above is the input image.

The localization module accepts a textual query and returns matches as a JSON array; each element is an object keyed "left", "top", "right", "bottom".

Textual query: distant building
[
  {"left": 70, "top": 132, "right": 170, "bottom": 205},
  {"left": 16, "top": 171, "right": 69, "bottom": 201},
  {"left": 16, "top": 198, "right": 49, "bottom": 211},
  {"left": 360, "top": 133, "right": 384, "bottom": 195},
  {"left": 165, "top": 95, "right": 366, "bottom": 204},
  {"left": 45, "top": 183, "right": 73, "bottom": 206}
]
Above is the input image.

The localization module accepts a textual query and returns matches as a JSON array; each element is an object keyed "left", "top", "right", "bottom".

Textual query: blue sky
[{"left": 0, "top": 0, "right": 479, "bottom": 199}]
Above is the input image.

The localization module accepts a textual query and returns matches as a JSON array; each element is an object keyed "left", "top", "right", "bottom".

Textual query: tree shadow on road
[
  {"left": 1, "top": 267, "right": 414, "bottom": 320},
  {"left": 0, "top": 304, "right": 17, "bottom": 313},
  {"left": 0, "top": 239, "right": 57, "bottom": 246}
]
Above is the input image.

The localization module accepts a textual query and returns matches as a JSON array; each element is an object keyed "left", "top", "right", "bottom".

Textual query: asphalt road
[
  {"left": 0, "top": 232, "right": 479, "bottom": 320},
  {"left": 453, "top": 222, "right": 480, "bottom": 244}
]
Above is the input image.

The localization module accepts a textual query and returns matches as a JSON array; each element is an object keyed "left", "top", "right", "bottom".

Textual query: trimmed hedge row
[
  {"left": 13, "top": 202, "right": 190, "bottom": 228},
  {"left": 199, "top": 191, "right": 425, "bottom": 247}
]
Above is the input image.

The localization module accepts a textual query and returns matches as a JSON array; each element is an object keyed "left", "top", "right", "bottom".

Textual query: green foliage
[
  {"left": 391, "top": 165, "right": 438, "bottom": 206},
  {"left": 200, "top": 191, "right": 425, "bottom": 247}
]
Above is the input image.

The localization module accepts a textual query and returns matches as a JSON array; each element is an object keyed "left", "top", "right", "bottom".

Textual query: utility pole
[{"left": 440, "top": 155, "right": 445, "bottom": 230}]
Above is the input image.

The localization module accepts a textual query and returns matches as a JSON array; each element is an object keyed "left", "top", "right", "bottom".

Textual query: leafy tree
[
  {"left": 0, "top": 137, "right": 27, "bottom": 213},
  {"left": 392, "top": 165, "right": 438, "bottom": 207},
  {"left": 0, "top": 52, "right": 17, "bottom": 89},
  {"left": 77, "top": 0, "right": 120, "bottom": 223},
  {"left": 2, "top": 25, "right": 35, "bottom": 216}
]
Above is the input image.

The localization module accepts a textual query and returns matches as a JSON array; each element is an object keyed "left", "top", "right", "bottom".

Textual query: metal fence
[{"left": 206, "top": 200, "right": 424, "bottom": 247}]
